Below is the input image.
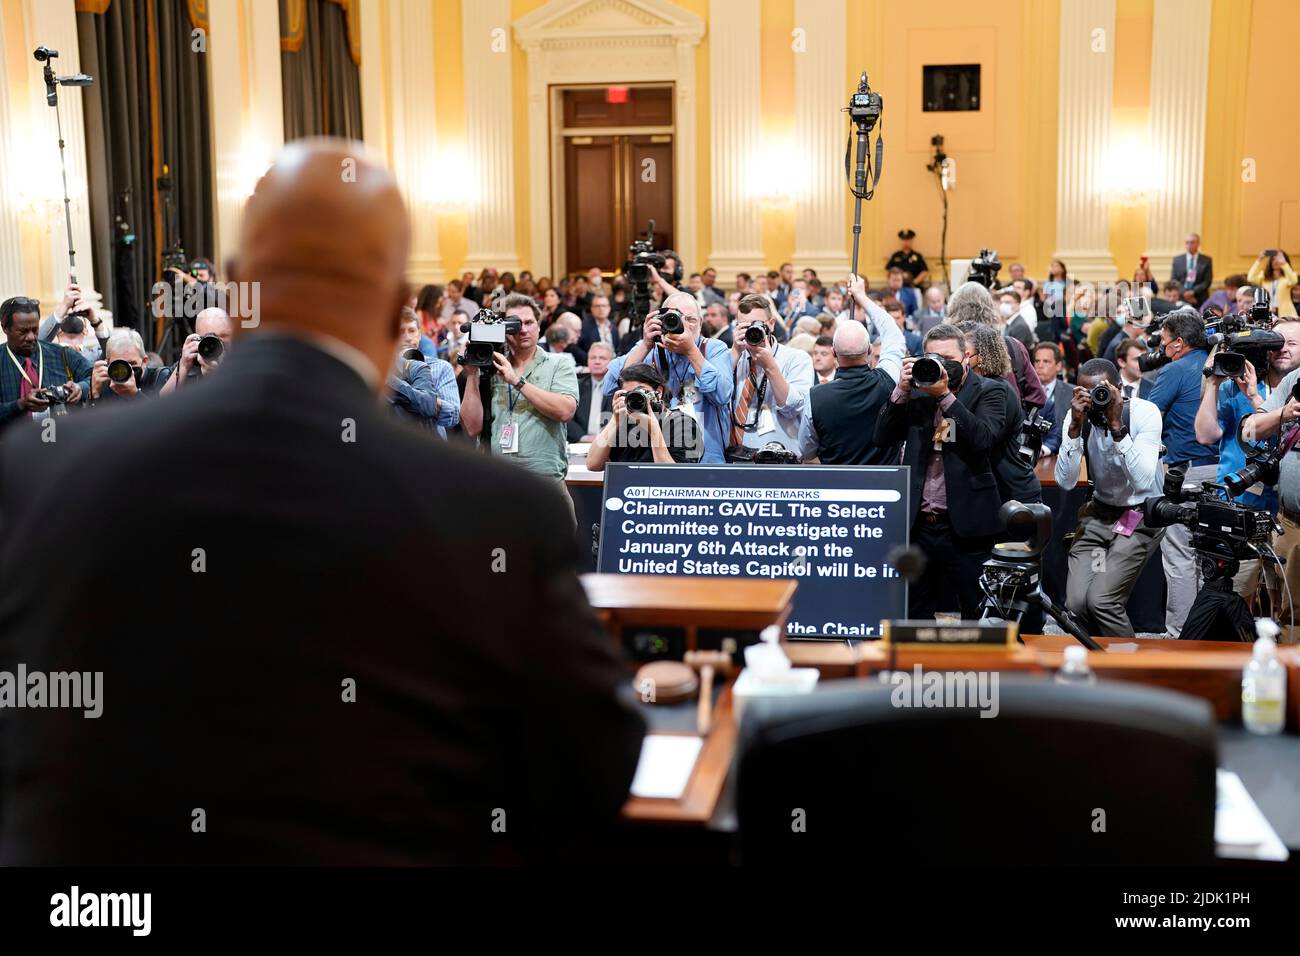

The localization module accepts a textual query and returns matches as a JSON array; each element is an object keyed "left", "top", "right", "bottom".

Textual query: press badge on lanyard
[{"left": 502, "top": 382, "right": 523, "bottom": 453}]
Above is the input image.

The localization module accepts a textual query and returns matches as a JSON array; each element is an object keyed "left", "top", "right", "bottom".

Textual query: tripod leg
[{"left": 1032, "top": 591, "right": 1104, "bottom": 651}]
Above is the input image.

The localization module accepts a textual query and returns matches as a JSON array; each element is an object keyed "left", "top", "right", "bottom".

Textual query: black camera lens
[
  {"left": 744, "top": 324, "right": 767, "bottom": 346},
  {"left": 107, "top": 359, "right": 134, "bottom": 384},
  {"left": 912, "top": 355, "right": 944, "bottom": 386},
  {"left": 1213, "top": 351, "right": 1245, "bottom": 378},
  {"left": 1089, "top": 384, "right": 1113, "bottom": 408},
  {"left": 625, "top": 389, "right": 650, "bottom": 415},
  {"left": 197, "top": 334, "right": 224, "bottom": 362},
  {"left": 401, "top": 348, "right": 425, "bottom": 362},
  {"left": 659, "top": 309, "right": 685, "bottom": 335},
  {"left": 1137, "top": 348, "right": 1170, "bottom": 373}
]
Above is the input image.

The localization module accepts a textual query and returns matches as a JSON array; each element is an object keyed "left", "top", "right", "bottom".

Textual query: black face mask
[
  {"left": 60, "top": 314, "right": 85, "bottom": 335},
  {"left": 942, "top": 359, "right": 965, "bottom": 393}
]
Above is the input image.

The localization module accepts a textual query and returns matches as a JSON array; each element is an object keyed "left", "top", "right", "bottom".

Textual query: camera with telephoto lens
[
  {"left": 744, "top": 324, "right": 768, "bottom": 346},
  {"left": 197, "top": 334, "right": 224, "bottom": 363},
  {"left": 967, "top": 248, "right": 1002, "bottom": 288},
  {"left": 623, "top": 386, "right": 661, "bottom": 416},
  {"left": 1087, "top": 382, "right": 1116, "bottom": 426},
  {"left": 1135, "top": 316, "right": 1170, "bottom": 372},
  {"left": 107, "top": 359, "right": 135, "bottom": 385},
  {"left": 658, "top": 308, "right": 685, "bottom": 336},
  {"left": 459, "top": 309, "right": 522, "bottom": 368},
  {"left": 912, "top": 353, "right": 946, "bottom": 386},
  {"left": 1223, "top": 442, "right": 1283, "bottom": 500},
  {"left": 1143, "top": 464, "right": 1279, "bottom": 565},
  {"left": 1017, "top": 407, "right": 1052, "bottom": 463}
]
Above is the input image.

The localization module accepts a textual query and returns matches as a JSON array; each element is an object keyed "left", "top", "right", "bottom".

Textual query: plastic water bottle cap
[
  {"left": 1253, "top": 634, "right": 1277, "bottom": 661},
  {"left": 1064, "top": 645, "right": 1088, "bottom": 668}
]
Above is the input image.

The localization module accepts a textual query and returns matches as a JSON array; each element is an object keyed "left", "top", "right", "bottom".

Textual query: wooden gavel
[{"left": 683, "top": 650, "right": 736, "bottom": 735}]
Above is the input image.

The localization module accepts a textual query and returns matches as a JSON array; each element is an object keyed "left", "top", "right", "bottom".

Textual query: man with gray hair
[
  {"left": 797, "top": 275, "right": 906, "bottom": 464},
  {"left": 161, "top": 306, "right": 232, "bottom": 394},
  {"left": 88, "top": 329, "right": 173, "bottom": 404},
  {"left": 947, "top": 281, "right": 1045, "bottom": 410}
]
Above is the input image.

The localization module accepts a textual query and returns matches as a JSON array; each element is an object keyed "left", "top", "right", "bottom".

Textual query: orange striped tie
[{"left": 731, "top": 366, "right": 758, "bottom": 447}]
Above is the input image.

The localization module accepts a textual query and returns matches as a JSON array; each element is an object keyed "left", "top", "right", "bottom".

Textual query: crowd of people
[{"left": 5, "top": 225, "right": 1299, "bottom": 642}]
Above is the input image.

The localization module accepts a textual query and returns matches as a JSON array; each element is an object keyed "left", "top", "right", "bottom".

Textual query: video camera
[
  {"left": 459, "top": 309, "right": 522, "bottom": 369},
  {"left": 1017, "top": 407, "right": 1052, "bottom": 463},
  {"left": 1201, "top": 288, "right": 1283, "bottom": 379},
  {"left": 967, "top": 248, "right": 1001, "bottom": 289},
  {"left": 624, "top": 220, "right": 672, "bottom": 328},
  {"left": 1143, "top": 464, "right": 1279, "bottom": 566}
]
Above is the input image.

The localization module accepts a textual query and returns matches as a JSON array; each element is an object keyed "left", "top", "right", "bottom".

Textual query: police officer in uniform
[{"left": 886, "top": 229, "right": 929, "bottom": 288}]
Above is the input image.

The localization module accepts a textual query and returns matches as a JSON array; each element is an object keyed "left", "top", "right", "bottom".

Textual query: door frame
[
  {"left": 514, "top": 0, "right": 704, "bottom": 280},
  {"left": 552, "top": 84, "right": 675, "bottom": 279}
]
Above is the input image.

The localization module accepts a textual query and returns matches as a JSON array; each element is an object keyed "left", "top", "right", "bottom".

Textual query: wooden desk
[
  {"left": 1035, "top": 453, "right": 1086, "bottom": 488},
  {"left": 582, "top": 574, "right": 796, "bottom": 643}
]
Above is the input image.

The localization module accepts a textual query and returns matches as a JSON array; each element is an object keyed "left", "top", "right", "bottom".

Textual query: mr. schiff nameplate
[
  {"left": 597, "top": 463, "right": 909, "bottom": 639},
  {"left": 880, "top": 619, "right": 1018, "bottom": 650}
]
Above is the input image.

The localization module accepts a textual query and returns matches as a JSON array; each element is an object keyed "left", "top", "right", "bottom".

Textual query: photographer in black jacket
[
  {"left": 586, "top": 363, "right": 702, "bottom": 470},
  {"left": 873, "top": 323, "right": 1006, "bottom": 620}
]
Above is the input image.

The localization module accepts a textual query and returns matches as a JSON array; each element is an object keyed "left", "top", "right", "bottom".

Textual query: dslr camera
[
  {"left": 197, "top": 334, "right": 224, "bottom": 364},
  {"left": 657, "top": 308, "right": 686, "bottom": 336},
  {"left": 459, "top": 309, "right": 522, "bottom": 369},
  {"left": 623, "top": 385, "right": 662, "bottom": 417},
  {"left": 967, "top": 248, "right": 1002, "bottom": 288},
  {"left": 1017, "top": 407, "right": 1052, "bottom": 463},
  {"left": 36, "top": 383, "right": 73, "bottom": 405}
]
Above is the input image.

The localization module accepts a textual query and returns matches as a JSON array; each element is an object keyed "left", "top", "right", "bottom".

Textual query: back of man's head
[
  {"left": 233, "top": 138, "right": 410, "bottom": 389},
  {"left": 832, "top": 320, "right": 869, "bottom": 366}
]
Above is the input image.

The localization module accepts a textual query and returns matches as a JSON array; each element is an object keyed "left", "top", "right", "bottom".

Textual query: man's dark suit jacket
[
  {"left": 873, "top": 370, "right": 1005, "bottom": 538},
  {"left": 0, "top": 335, "right": 644, "bottom": 865},
  {"left": 1041, "top": 377, "right": 1074, "bottom": 455},
  {"left": 1171, "top": 253, "right": 1213, "bottom": 304},
  {"left": 578, "top": 317, "right": 617, "bottom": 357},
  {"left": 567, "top": 373, "right": 613, "bottom": 442}
]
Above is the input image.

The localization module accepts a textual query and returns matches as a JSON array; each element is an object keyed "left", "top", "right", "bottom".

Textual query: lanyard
[
  {"left": 5, "top": 344, "right": 42, "bottom": 388},
  {"left": 732, "top": 352, "right": 771, "bottom": 429}
]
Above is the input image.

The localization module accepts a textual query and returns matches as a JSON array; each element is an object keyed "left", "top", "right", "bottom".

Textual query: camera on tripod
[
  {"left": 1143, "top": 464, "right": 1279, "bottom": 559},
  {"left": 967, "top": 248, "right": 1001, "bottom": 288},
  {"left": 849, "top": 74, "right": 883, "bottom": 129},
  {"left": 459, "top": 310, "right": 522, "bottom": 369}
]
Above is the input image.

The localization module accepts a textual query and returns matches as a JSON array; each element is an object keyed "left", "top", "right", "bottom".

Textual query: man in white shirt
[
  {"left": 1056, "top": 358, "right": 1165, "bottom": 637},
  {"left": 729, "top": 293, "right": 814, "bottom": 456}
]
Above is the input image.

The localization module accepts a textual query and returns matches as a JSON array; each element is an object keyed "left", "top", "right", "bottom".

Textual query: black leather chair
[{"left": 736, "top": 676, "right": 1217, "bottom": 865}]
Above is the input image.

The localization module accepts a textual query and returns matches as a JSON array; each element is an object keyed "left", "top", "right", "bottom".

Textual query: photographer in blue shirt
[{"left": 1147, "top": 308, "right": 1217, "bottom": 636}]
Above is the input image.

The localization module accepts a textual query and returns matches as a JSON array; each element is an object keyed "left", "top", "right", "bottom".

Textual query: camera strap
[{"left": 5, "top": 343, "right": 43, "bottom": 389}]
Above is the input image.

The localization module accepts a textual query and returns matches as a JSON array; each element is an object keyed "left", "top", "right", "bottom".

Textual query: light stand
[
  {"left": 34, "top": 46, "right": 93, "bottom": 288},
  {"left": 843, "top": 72, "right": 883, "bottom": 325},
  {"left": 926, "top": 135, "right": 951, "bottom": 290}
]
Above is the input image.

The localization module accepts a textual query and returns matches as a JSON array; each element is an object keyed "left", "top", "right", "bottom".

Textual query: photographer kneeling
[
  {"left": 88, "top": 329, "right": 172, "bottom": 405},
  {"left": 1056, "top": 358, "right": 1164, "bottom": 637},
  {"left": 586, "top": 364, "right": 703, "bottom": 470}
]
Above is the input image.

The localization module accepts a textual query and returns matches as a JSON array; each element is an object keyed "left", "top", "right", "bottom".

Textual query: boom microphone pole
[
  {"left": 34, "top": 46, "right": 93, "bottom": 288},
  {"left": 843, "top": 72, "right": 883, "bottom": 325}
]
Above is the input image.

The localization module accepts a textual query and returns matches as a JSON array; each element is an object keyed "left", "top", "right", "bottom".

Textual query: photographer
[
  {"left": 1147, "top": 308, "right": 1216, "bottom": 637},
  {"left": 603, "top": 292, "right": 733, "bottom": 464},
  {"left": 798, "top": 277, "right": 905, "bottom": 464},
  {"left": 87, "top": 329, "right": 172, "bottom": 405},
  {"left": 873, "top": 324, "right": 1006, "bottom": 620},
  {"left": 160, "top": 307, "right": 232, "bottom": 395},
  {"left": 958, "top": 322, "right": 1041, "bottom": 505},
  {"left": 1056, "top": 359, "right": 1165, "bottom": 637},
  {"left": 1, "top": 295, "right": 91, "bottom": 429},
  {"left": 728, "top": 293, "right": 814, "bottom": 458},
  {"left": 947, "top": 281, "right": 1046, "bottom": 411},
  {"left": 389, "top": 308, "right": 459, "bottom": 437},
  {"left": 460, "top": 293, "right": 578, "bottom": 485},
  {"left": 586, "top": 363, "right": 702, "bottom": 471}
]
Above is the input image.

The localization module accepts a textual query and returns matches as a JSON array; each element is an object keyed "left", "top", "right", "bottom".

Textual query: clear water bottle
[
  {"left": 1055, "top": 645, "right": 1097, "bottom": 685},
  {"left": 1243, "top": 620, "right": 1286, "bottom": 736}
]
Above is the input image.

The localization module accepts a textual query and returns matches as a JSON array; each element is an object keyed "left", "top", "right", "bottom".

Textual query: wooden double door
[{"left": 562, "top": 87, "right": 674, "bottom": 276}]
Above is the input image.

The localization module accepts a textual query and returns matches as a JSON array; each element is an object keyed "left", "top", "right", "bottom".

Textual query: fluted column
[
  {"left": 0, "top": 2, "right": 25, "bottom": 297},
  {"left": 1053, "top": 0, "right": 1117, "bottom": 281},
  {"left": 208, "top": 0, "right": 283, "bottom": 267},
  {"left": 1146, "top": 0, "right": 1211, "bottom": 260},
  {"left": 23, "top": 0, "right": 96, "bottom": 301},
  {"left": 462, "top": 0, "right": 519, "bottom": 275},
  {"left": 386, "top": 0, "right": 441, "bottom": 282},
  {"left": 792, "top": 0, "right": 849, "bottom": 280},
  {"left": 707, "top": 0, "right": 763, "bottom": 283}
]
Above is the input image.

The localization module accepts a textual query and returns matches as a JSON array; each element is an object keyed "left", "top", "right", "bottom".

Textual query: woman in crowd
[
  {"left": 1043, "top": 260, "right": 1069, "bottom": 315},
  {"left": 1132, "top": 256, "right": 1158, "bottom": 295},
  {"left": 415, "top": 284, "right": 444, "bottom": 342},
  {"left": 1247, "top": 249, "right": 1297, "bottom": 318}
]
